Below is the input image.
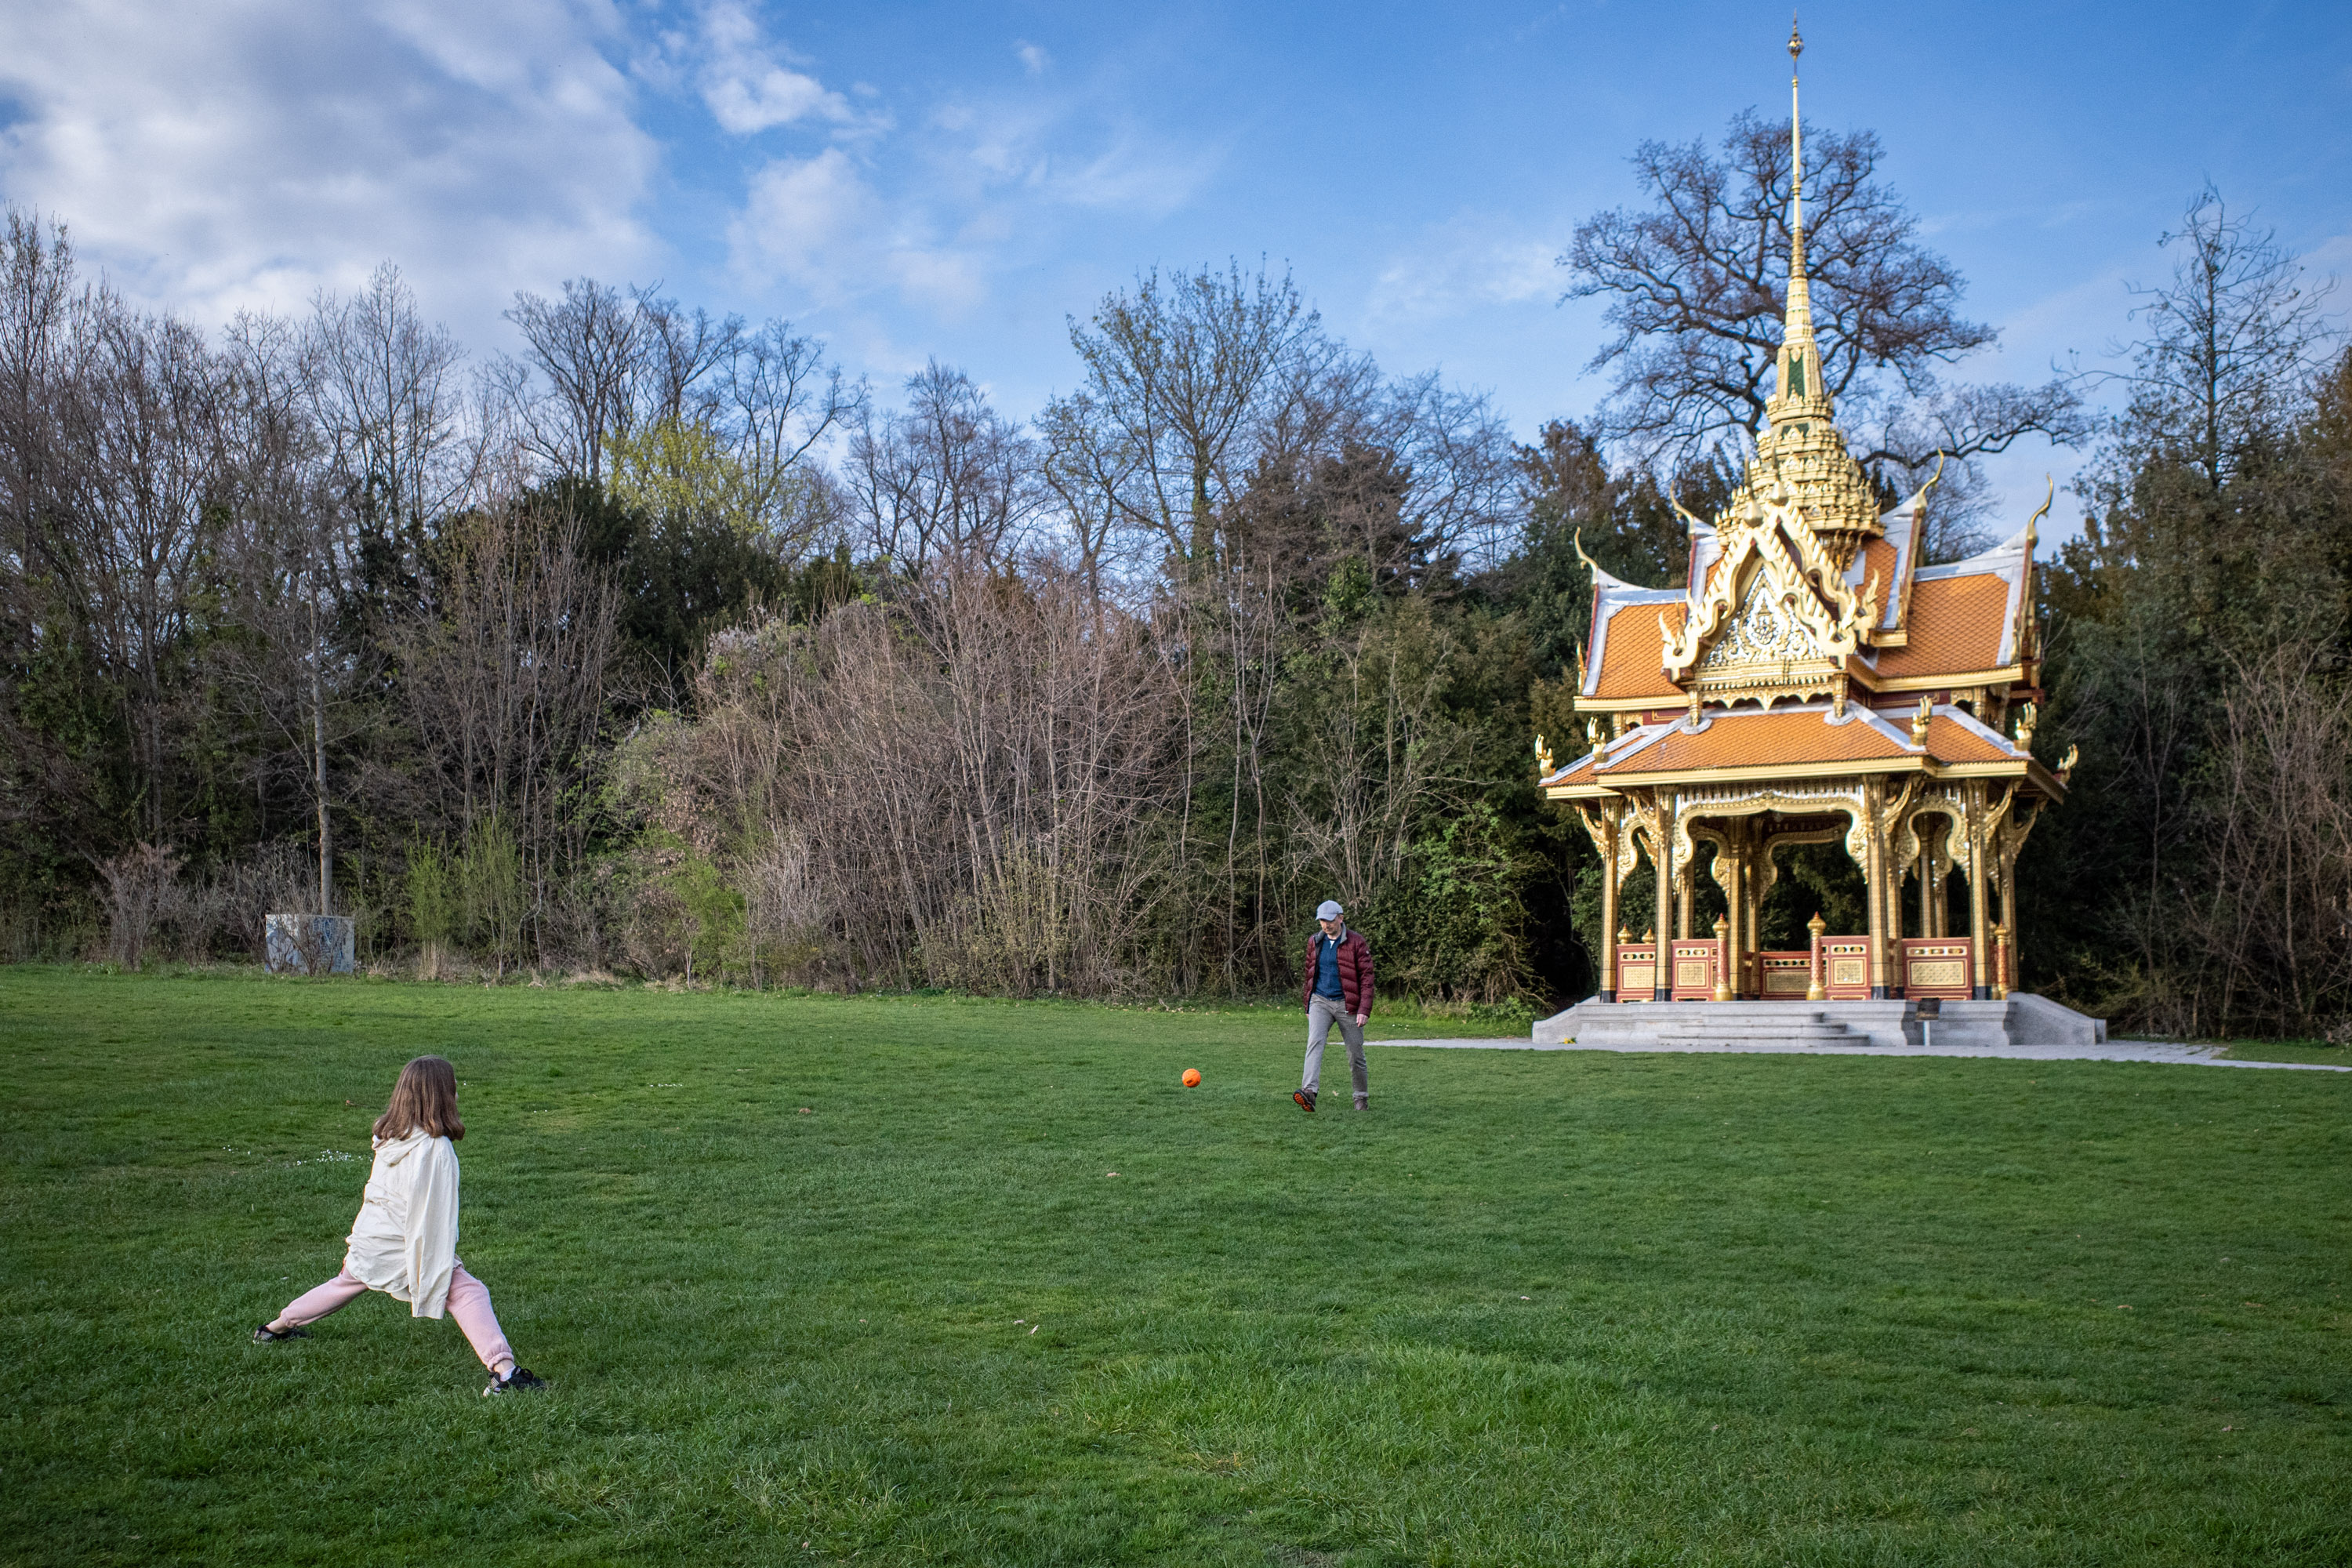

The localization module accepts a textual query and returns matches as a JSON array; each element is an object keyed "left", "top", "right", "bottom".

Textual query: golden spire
[
  {"left": 1784, "top": 17, "right": 1813, "bottom": 365},
  {"left": 1726, "top": 16, "right": 1882, "bottom": 570},
  {"left": 1768, "top": 15, "right": 1826, "bottom": 430}
]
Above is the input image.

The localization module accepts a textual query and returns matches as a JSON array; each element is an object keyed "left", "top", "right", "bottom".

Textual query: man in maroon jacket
[{"left": 1295, "top": 899, "right": 1373, "bottom": 1112}]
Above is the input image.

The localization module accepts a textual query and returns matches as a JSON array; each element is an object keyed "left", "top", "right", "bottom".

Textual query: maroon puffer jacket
[{"left": 1301, "top": 928, "right": 1374, "bottom": 1015}]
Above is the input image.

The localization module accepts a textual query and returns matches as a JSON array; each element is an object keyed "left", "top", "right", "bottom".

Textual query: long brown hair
[{"left": 372, "top": 1055, "right": 465, "bottom": 1142}]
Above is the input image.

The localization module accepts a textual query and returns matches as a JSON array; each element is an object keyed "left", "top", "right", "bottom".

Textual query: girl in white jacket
[{"left": 255, "top": 1054, "right": 544, "bottom": 1396}]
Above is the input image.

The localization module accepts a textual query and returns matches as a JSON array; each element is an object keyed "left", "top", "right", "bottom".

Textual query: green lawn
[
  {"left": 2, "top": 968, "right": 2347, "bottom": 1566},
  {"left": 2218, "top": 1040, "right": 2352, "bottom": 1068}
]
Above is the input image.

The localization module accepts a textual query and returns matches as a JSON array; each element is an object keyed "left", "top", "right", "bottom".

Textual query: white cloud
[
  {"left": 696, "top": 0, "right": 852, "bottom": 134},
  {"left": 1014, "top": 41, "right": 1051, "bottom": 77},
  {"left": 928, "top": 96, "right": 1218, "bottom": 218},
  {"left": 728, "top": 147, "right": 982, "bottom": 314},
  {"left": 1367, "top": 216, "right": 1564, "bottom": 323},
  {"left": 721, "top": 60, "right": 1218, "bottom": 318},
  {"left": 0, "top": 0, "right": 660, "bottom": 339}
]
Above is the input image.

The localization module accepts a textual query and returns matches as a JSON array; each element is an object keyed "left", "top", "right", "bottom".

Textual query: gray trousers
[{"left": 1304, "top": 995, "right": 1367, "bottom": 1098}]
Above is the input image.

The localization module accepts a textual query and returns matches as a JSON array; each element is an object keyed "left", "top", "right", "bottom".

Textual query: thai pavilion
[{"left": 1532, "top": 28, "right": 2101, "bottom": 1050}]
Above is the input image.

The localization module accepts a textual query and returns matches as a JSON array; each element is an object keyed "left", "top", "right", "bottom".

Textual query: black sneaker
[
  {"left": 484, "top": 1367, "right": 547, "bottom": 1396},
  {"left": 1293, "top": 1089, "right": 1316, "bottom": 1113},
  {"left": 252, "top": 1323, "right": 309, "bottom": 1343},
  {"left": 1354, "top": 1095, "right": 1369, "bottom": 1111}
]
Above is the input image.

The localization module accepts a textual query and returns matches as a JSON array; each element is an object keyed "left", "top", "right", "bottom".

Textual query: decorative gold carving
[
  {"left": 1573, "top": 799, "right": 1634, "bottom": 881},
  {"left": 1660, "top": 495, "right": 1878, "bottom": 695},
  {"left": 1893, "top": 801, "right": 1965, "bottom": 883},
  {"left": 1671, "top": 781, "right": 1871, "bottom": 868},
  {"left": 1991, "top": 798, "right": 2042, "bottom": 891}
]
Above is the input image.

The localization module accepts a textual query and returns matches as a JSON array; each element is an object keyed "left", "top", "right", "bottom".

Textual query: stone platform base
[{"left": 1533, "top": 993, "right": 2104, "bottom": 1052}]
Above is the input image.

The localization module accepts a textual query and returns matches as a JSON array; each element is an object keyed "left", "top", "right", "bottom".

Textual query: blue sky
[{"left": 2, "top": 0, "right": 2347, "bottom": 528}]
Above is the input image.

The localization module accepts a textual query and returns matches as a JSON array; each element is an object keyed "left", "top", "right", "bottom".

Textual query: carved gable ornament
[{"left": 1661, "top": 488, "right": 1880, "bottom": 701}]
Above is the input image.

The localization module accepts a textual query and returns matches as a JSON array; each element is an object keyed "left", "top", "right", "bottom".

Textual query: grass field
[{"left": 2, "top": 967, "right": 2349, "bottom": 1566}]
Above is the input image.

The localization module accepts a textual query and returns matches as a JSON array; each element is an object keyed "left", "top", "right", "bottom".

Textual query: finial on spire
[
  {"left": 1774, "top": 16, "right": 1817, "bottom": 400},
  {"left": 1788, "top": 19, "right": 1806, "bottom": 261}
]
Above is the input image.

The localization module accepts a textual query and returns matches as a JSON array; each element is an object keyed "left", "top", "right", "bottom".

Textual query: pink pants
[{"left": 272, "top": 1265, "right": 514, "bottom": 1373}]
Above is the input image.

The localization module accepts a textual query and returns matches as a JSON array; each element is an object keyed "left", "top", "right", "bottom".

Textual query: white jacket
[{"left": 343, "top": 1131, "right": 460, "bottom": 1318}]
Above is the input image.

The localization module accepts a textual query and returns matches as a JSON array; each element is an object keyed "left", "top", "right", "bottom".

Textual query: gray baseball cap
[{"left": 1316, "top": 900, "right": 1344, "bottom": 920}]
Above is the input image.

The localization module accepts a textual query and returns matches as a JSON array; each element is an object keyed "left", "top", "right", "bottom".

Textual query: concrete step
[
  {"left": 1533, "top": 993, "right": 2109, "bottom": 1053},
  {"left": 1649, "top": 1023, "right": 1856, "bottom": 1043},
  {"left": 1577, "top": 1014, "right": 1851, "bottom": 1033}
]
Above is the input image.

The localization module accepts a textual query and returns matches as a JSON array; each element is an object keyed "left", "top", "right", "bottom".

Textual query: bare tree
[
  {"left": 1051, "top": 261, "right": 1332, "bottom": 570},
  {"left": 633, "top": 289, "right": 741, "bottom": 429},
  {"left": 844, "top": 362, "right": 1042, "bottom": 575},
  {"left": 1036, "top": 387, "right": 1140, "bottom": 599},
  {"left": 499, "top": 279, "right": 648, "bottom": 485},
  {"left": 1281, "top": 368, "right": 1520, "bottom": 579},
  {"left": 0, "top": 208, "right": 75, "bottom": 584},
  {"left": 47, "top": 292, "right": 227, "bottom": 844},
  {"left": 1562, "top": 110, "right": 2087, "bottom": 474},
  {"left": 306, "top": 263, "right": 469, "bottom": 533},
  {"left": 713, "top": 319, "right": 856, "bottom": 556},
  {"left": 2096, "top": 186, "right": 2342, "bottom": 492},
  {"left": 217, "top": 308, "right": 356, "bottom": 915},
  {"left": 2183, "top": 646, "right": 2352, "bottom": 1034},
  {"left": 498, "top": 281, "right": 851, "bottom": 557},
  {"left": 395, "top": 499, "right": 620, "bottom": 960},
  {"left": 1284, "top": 597, "right": 1477, "bottom": 915}
]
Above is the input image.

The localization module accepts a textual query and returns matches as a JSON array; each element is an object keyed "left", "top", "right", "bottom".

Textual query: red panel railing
[
  {"left": 1898, "top": 938, "right": 1973, "bottom": 1000},
  {"left": 1614, "top": 944, "right": 1656, "bottom": 1002},
  {"left": 1669, "top": 938, "right": 1722, "bottom": 1001},
  {"left": 1758, "top": 951, "right": 1814, "bottom": 998},
  {"left": 1820, "top": 937, "right": 1873, "bottom": 1000}
]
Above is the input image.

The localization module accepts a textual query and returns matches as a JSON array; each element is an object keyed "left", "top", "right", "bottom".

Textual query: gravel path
[{"left": 1369, "top": 1036, "right": 2351, "bottom": 1071}]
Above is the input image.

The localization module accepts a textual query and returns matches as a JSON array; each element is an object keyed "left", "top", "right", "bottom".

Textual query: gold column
[
  {"left": 1729, "top": 825, "right": 1750, "bottom": 997},
  {"left": 1998, "top": 833, "right": 2020, "bottom": 997},
  {"left": 1711, "top": 913, "right": 1733, "bottom": 1001},
  {"left": 1599, "top": 814, "right": 1621, "bottom": 1002},
  {"left": 1890, "top": 837, "right": 1910, "bottom": 992},
  {"left": 1676, "top": 843, "right": 1694, "bottom": 941},
  {"left": 1654, "top": 791, "right": 1675, "bottom": 1001},
  {"left": 1967, "top": 782, "right": 1992, "bottom": 1000},
  {"left": 1862, "top": 782, "right": 1889, "bottom": 998},
  {"left": 1806, "top": 909, "right": 1827, "bottom": 1001},
  {"left": 1740, "top": 822, "right": 1759, "bottom": 992},
  {"left": 1705, "top": 825, "right": 1746, "bottom": 1000}
]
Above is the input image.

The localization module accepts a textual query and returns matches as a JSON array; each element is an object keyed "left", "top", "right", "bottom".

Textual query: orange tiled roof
[
  {"left": 1874, "top": 574, "right": 2012, "bottom": 678},
  {"left": 1921, "top": 713, "right": 2014, "bottom": 763},
  {"left": 1599, "top": 710, "right": 1908, "bottom": 773},
  {"left": 1586, "top": 705, "right": 2022, "bottom": 778},
  {"left": 1858, "top": 536, "right": 1898, "bottom": 603},
  {"left": 1589, "top": 601, "right": 1685, "bottom": 700}
]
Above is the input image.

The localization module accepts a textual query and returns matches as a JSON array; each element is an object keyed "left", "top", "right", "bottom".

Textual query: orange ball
[{"left": 1181, "top": 1068, "right": 1202, "bottom": 1087}]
